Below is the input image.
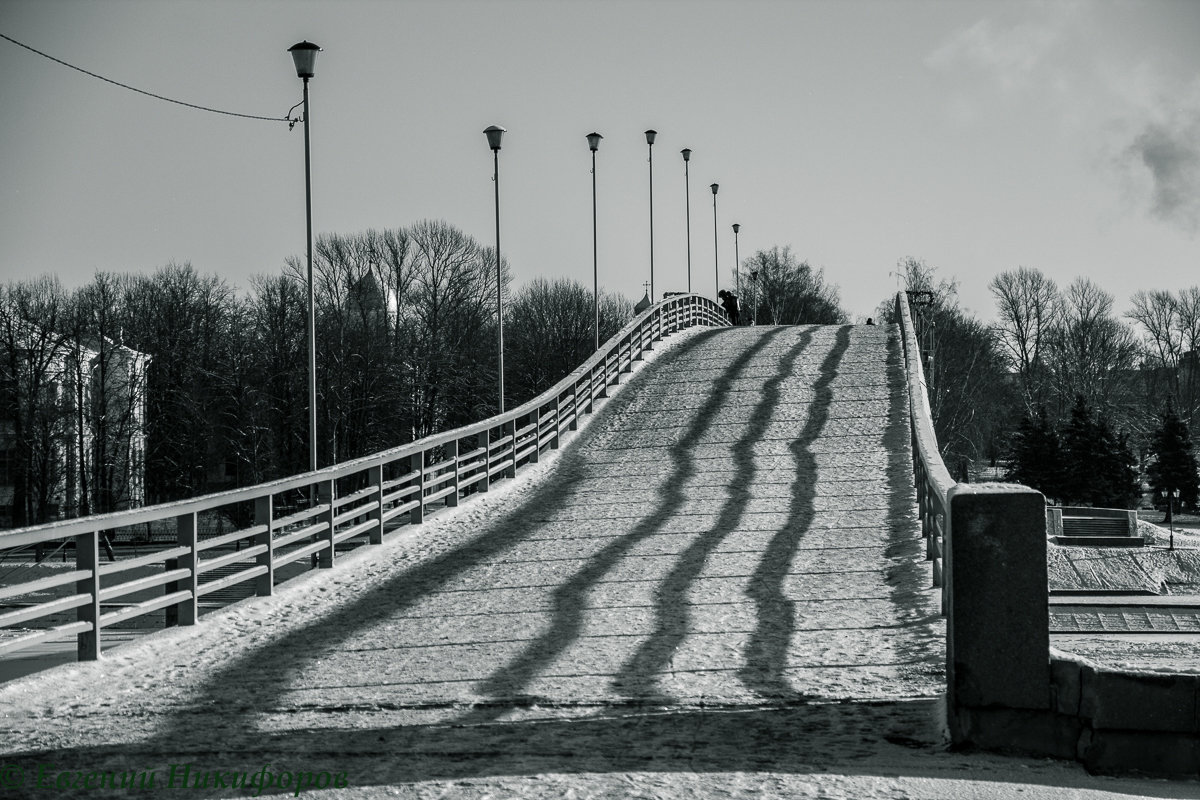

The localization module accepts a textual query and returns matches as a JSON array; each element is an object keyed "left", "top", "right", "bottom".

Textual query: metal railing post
[
  {"left": 551, "top": 395, "right": 562, "bottom": 449},
  {"left": 478, "top": 434, "right": 491, "bottom": 493},
  {"left": 528, "top": 410, "right": 540, "bottom": 464},
  {"left": 368, "top": 465, "right": 385, "bottom": 544},
  {"left": 411, "top": 451, "right": 427, "bottom": 520},
  {"left": 503, "top": 420, "right": 516, "bottom": 479},
  {"left": 319, "top": 479, "right": 335, "bottom": 568},
  {"left": 175, "top": 512, "right": 198, "bottom": 625},
  {"left": 255, "top": 494, "right": 275, "bottom": 595},
  {"left": 447, "top": 440, "right": 461, "bottom": 505},
  {"left": 75, "top": 529, "right": 100, "bottom": 660}
]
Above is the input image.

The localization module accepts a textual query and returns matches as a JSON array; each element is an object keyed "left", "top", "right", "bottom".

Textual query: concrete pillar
[{"left": 947, "top": 483, "right": 1050, "bottom": 739}]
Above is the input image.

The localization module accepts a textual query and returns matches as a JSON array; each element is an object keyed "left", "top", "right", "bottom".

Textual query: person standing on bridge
[{"left": 718, "top": 289, "right": 740, "bottom": 325}]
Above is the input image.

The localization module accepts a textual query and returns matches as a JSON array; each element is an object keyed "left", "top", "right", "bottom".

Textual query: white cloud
[{"left": 925, "top": 9, "right": 1071, "bottom": 92}]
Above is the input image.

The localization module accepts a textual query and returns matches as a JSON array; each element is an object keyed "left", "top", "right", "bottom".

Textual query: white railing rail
[
  {"left": 0, "top": 294, "right": 729, "bottom": 661},
  {"left": 895, "top": 291, "right": 956, "bottom": 612}
]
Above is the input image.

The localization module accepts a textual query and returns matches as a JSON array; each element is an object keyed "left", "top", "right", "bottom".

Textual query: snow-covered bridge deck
[{"left": 3, "top": 325, "right": 1181, "bottom": 797}]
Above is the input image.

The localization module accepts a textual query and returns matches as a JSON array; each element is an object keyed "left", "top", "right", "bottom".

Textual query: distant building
[{"left": 0, "top": 330, "right": 149, "bottom": 528}]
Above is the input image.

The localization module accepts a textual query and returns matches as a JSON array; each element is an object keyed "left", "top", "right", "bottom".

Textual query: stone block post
[{"left": 947, "top": 483, "right": 1051, "bottom": 742}]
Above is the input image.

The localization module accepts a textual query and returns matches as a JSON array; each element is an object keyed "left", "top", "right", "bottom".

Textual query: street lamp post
[
  {"left": 1162, "top": 488, "right": 1181, "bottom": 550},
  {"left": 750, "top": 270, "right": 758, "bottom": 326},
  {"left": 484, "top": 125, "right": 506, "bottom": 414},
  {"left": 681, "top": 148, "right": 692, "bottom": 293},
  {"left": 588, "top": 132, "right": 603, "bottom": 351},
  {"left": 732, "top": 223, "right": 741, "bottom": 303},
  {"left": 645, "top": 130, "right": 656, "bottom": 303},
  {"left": 710, "top": 183, "right": 719, "bottom": 299},
  {"left": 289, "top": 40, "right": 320, "bottom": 475}
]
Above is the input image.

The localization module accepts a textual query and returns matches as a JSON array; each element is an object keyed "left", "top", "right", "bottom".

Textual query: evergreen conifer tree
[
  {"left": 1006, "top": 405, "right": 1064, "bottom": 502},
  {"left": 1148, "top": 404, "right": 1200, "bottom": 517},
  {"left": 1059, "top": 395, "right": 1139, "bottom": 508},
  {"left": 1094, "top": 422, "right": 1139, "bottom": 508},
  {"left": 1060, "top": 395, "right": 1098, "bottom": 505}
]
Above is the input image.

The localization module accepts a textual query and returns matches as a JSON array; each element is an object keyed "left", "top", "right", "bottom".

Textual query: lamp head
[
  {"left": 732, "top": 223, "right": 740, "bottom": 233},
  {"left": 645, "top": 129, "right": 657, "bottom": 145},
  {"left": 484, "top": 125, "right": 506, "bottom": 151},
  {"left": 288, "top": 41, "right": 321, "bottom": 79},
  {"left": 710, "top": 183, "right": 719, "bottom": 195},
  {"left": 681, "top": 148, "right": 691, "bottom": 162},
  {"left": 586, "top": 132, "right": 603, "bottom": 151}
]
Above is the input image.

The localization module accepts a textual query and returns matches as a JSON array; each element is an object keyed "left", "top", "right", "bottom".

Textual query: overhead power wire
[{"left": 1, "top": 31, "right": 297, "bottom": 124}]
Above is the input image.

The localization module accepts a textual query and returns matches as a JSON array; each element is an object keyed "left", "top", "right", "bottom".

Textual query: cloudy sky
[{"left": 1, "top": 0, "right": 1197, "bottom": 320}]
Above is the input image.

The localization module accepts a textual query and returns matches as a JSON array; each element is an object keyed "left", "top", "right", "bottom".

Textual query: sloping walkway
[{"left": 1, "top": 325, "right": 1185, "bottom": 798}]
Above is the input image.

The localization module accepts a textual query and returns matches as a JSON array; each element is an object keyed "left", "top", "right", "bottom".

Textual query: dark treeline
[
  {"left": 0, "top": 220, "right": 632, "bottom": 528},
  {"left": 8, "top": 236, "right": 1194, "bottom": 524},
  {"left": 877, "top": 258, "right": 1200, "bottom": 511}
]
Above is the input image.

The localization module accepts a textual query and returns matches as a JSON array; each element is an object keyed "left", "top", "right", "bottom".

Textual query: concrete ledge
[
  {"left": 953, "top": 706, "right": 1081, "bottom": 761},
  {"left": 1079, "top": 728, "right": 1200, "bottom": 777},
  {"left": 1074, "top": 660, "right": 1200, "bottom": 734}
]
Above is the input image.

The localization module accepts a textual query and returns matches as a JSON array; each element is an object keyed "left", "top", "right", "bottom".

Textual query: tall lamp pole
[
  {"left": 732, "top": 223, "right": 741, "bottom": 301},
  {"left": 588, "top": 132, "right": 603, "bottom": 351},
  {"left": 484, "top": 125, "right": 506, "bottom": 414},
  {"left": 289, "top": 40, "right": 320, "bottom": 475},
  {"left": 1162, "top": 488, "right": 1180, "bottom": 551},
  {"left": 645, "top": 130, "right": 656, "bottom": 303},
  {"left": 750, "top": 270, "right": 758, "bottom": 326},
  {"left": 681, "top": 148, "right": 692, "bottom": 293},
  {"left": 710, "top": 183, "right": 720, "bottom": 298}
]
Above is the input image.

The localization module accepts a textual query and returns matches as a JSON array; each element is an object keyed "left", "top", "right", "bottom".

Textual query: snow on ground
[{"left": 0, "top": 324, "right": 1194, "bottom": 799}]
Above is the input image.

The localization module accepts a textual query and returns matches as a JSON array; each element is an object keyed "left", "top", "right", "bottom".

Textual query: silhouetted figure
[
  {"left": 718, "top": 289, "right": 740, "bottom": 325},
  {"left": 865, "top": 317, "right": 875, "bottom": 325}
]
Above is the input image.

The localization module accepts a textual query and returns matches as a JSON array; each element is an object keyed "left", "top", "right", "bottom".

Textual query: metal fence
[{"left": 0, "top": 294, "right": 729, "bottom": 662}]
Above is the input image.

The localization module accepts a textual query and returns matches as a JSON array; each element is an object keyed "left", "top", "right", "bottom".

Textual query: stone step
[{"left": 1052, "top": 535, "right": 1145, "bottom": 548}]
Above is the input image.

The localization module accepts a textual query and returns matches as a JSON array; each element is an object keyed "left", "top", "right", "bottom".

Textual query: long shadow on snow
[
  {"left": 460, "top": 325, "right": 792, "bottom": 718},
  {"left": 612, "top": 326, "right": 823, "bottom": 699},
  {"left": 739, "top": 324, "right": 851, "bottom": 697}
]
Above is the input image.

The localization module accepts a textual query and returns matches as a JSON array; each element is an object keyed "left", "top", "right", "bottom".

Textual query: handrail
[
  {"left": 0, "top": 293, "right": 728, "bottom": 662},
  {"left": 895, "top": 291, "right": 955, "bottom": 612}
]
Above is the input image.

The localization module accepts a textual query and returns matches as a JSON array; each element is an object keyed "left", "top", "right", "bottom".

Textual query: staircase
[{"left": 1054, "top": 511, "right": 1144, "bottom": 548}]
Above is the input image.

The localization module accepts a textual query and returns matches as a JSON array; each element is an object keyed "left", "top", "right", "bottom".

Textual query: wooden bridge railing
[
  {"left": 895, "top": 291, "right": 956, "bottom": 613},
  {"left": 0, "top": 293, "right": 728, "bottom": 663}
]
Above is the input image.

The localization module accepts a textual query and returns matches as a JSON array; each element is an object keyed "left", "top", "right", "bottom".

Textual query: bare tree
[
  {"left": 69, "top": 272, "right": 151, "bottom": 521},
  {"left": 879, "top": 258, "right": 1012, "bottom": 472},
  {"left": 404, "top": 220, "right": 509, "bottom": 436},
  {"left": 120, "top": 264, "right": 237, "bottom": 502},
  {"left": 506, "top": 277, "right": 632, "bottom": 405},
  {"left": 1045, "top": 277, "right": 1141, "bottom": 427},
  {"left": 741, "top": 246, "right": 847, "bottom": 325},
  {"left": 245, "top": 274, "right": 308, "bottom": 481},
  {"left": 989, "top": 266, "right": 1059, "bottom": 409},
  {"left": 1128, "top": 286, "right": 1200, "bottom": 436},
  {"left": 0, "top": 277, "right": 71, "bottom": 528}
]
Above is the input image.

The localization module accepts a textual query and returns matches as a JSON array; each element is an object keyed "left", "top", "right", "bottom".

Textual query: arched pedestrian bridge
[{"left": 0, "top": 295, "right": 1196, "bottom": 796}]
